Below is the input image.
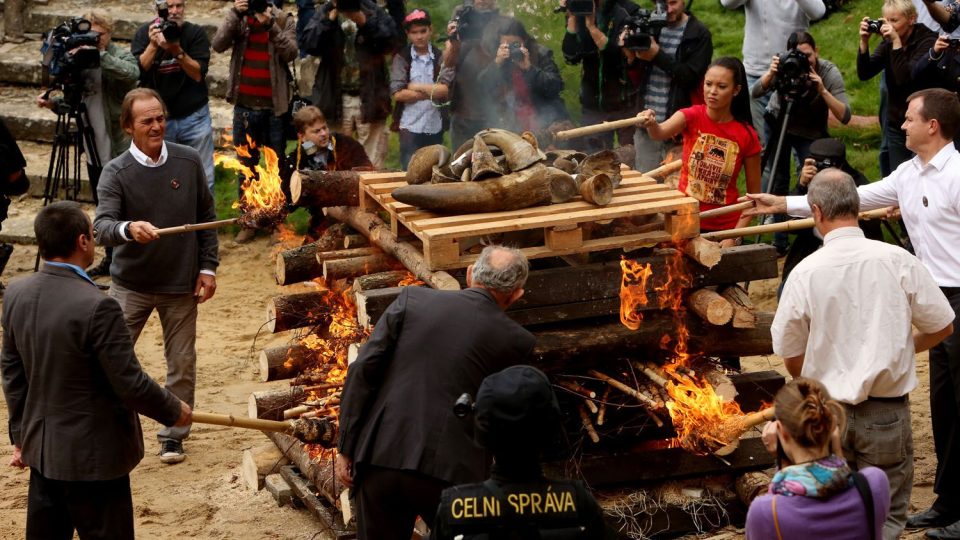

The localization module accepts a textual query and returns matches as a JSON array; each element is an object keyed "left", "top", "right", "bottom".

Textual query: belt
[{"left": 866, "top": 395, "right": 908, "bottom": 403}]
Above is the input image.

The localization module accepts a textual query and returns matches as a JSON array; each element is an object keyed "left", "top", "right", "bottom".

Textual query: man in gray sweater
[{"left": 93, "top": 88, "right": 219, "bottom": 465}]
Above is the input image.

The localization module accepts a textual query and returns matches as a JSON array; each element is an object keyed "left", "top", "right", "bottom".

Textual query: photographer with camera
[
  {"left": 719, "top": 0, "right": 826, "bottom": 143},
  {"left": 858, "top": 0, "right": 938, "bottom": 173},
  {"left": 301, "top": 0, "right": 399, "bottom": 170},
  {"left": 914, "top": 33, "right": 960, "bottom": 108},
  {"left": 0, "top": 118, "right": 29, "bottom": 289},
  {"left": 430, "top": 365, "right": 615, "bottom": 540},
  {"left": 751, "top": 31, "right": 851, "bottom": 255},
  {"left": 442, "top": 0, "right": 507, "bottom": 148},
  {"left": 619, "top": 0, "right": 712, "bottom": 172},
  {"left": 477, "top": 18, "right": 568, "bottom": 141},
  {"left": 336, "top": 245, "right": 534, "bottom": 540},
  {"left": 212, "top": 0, "right": 297, "bottom": 243},
  {"left": 132, "top": 0, "right": 215, "bottom": 196},
  {"left": 37, "top": 10, "right": 140, "bottom": 277},
  {"left": 561, "top": 0, "right": 641, "bottom": 151}
]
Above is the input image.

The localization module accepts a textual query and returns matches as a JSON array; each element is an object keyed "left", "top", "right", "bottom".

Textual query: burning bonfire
[
  {"left": 214, "top": 136, "right": 289, "bottom": 229},
  {"left": 618, "top": 245, "right": 767, "bottom": 455}
]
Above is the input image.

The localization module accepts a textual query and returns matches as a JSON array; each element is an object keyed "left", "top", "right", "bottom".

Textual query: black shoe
[
  {"left": 86, "top": 257, "right": 111, "bottom": 278},
  {"left": 911, "top": 508, "right": 960, "bottom": 529},
  {"left": 927, "top": 520, "right": 960, "bottom": 540},
  {"left": 159, "top": 440, "right": 186, "bottom": 464}
]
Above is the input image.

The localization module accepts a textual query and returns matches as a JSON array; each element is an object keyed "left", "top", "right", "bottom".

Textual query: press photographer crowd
[{"left": 1, "top": 0, "right": 960, "bottom": 538}]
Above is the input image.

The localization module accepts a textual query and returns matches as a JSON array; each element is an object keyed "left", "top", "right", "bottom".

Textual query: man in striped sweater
[{"left": 213, "top": 0, "right": 298, "bottom": 242}]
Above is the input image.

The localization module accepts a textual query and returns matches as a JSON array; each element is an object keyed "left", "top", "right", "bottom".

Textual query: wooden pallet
[{"left": 358, "top": 167, "right": 700, "bottom": 270}]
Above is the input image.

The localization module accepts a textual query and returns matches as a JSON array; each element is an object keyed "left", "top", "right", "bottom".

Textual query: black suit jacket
[
  {"left": 1, "top": 265, "right": 181, "bottom": 481},
  {"left": 339, "top": 287, "right": 536, "bottom": 485}
]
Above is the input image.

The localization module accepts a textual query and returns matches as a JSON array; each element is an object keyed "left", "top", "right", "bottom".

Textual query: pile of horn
[{"left": 394, "top": 129, "right": 622, "bottom": 215}]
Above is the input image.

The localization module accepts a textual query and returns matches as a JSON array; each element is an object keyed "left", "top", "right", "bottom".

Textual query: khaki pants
[
  {"left": 339, "top": 94, "right": 388, "bottom": 169},
  {"left": 110, "top": 283, "right": 198, "bottom": 443},
  {"left": 842, "top": 398, "right": 912, "bottom": 540}
]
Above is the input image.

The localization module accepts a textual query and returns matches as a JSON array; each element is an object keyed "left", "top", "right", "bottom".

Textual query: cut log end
[
  {"left": 686, "top": 288, "right": 734, "bottom": 326},
  {"left": 290, "top": 170, "right": 303, "bottom": 205}
]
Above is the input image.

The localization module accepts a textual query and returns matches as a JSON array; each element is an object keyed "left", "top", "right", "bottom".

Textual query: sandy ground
[{"left": 0, "top": 195, "right": 941, "bottom": 539}]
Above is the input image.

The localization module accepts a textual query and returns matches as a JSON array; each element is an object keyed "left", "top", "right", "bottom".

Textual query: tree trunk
[
  {"left": 322, "top": 254, "right": 397, "bottom": 282},
  {"left": 249, "top": 387, "right": 307, "bottom": 422},
  {"left": 241, "top": 443, "right": 290, "bottom": 491},
  {"left": 686, "top": 288, "right": 734, "bottom": 326},
  {"left": 275, "top": 224, "right": 350, "bottom": 285},
  {"left": 353, "top": 270, "right": 413, "bottom": 292},
  {"left": 265, "top": 432, "right": 340, "bottom": 507},
  {"left": 290, "top": 170, "right": 361, "bottom": 208},
  {"left": 530, "top": 312, "right": 774, "bottom": 374},
  {"left": 682, "top": 236, "right": 722, "bottom": 269},
  {"left": 266, "top": 291, "right": 333, "bottom": 333},
  {"left": 259, "top": 344, "right": 320, "bottom": 382},
  {"left": 315, "top": 247, "right": 379, "bottom": 264},
  {"left": 343, "top": 234, "right": 369, "bottom": 249},
  {"left": 324, "top": 206, "right": 460, "bottom": 290},
  {"left": 720, "top": 284, "right": 757, "bottom": 329},
  {"left": 390, "top": 165, "right": 578, "bottom": 214}
]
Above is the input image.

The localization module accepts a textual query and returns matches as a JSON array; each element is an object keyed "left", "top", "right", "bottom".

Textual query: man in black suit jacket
[
  {"left": 1, "top": 201, "right": 191, "bottom": 539},
  {"left": 336, "top": 244, "right": 536, "bottom": 540}
]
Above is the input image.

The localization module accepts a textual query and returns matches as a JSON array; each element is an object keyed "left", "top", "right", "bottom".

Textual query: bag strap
[
  {"left": 771, "top": 495, "right": 784, "bottom": 540},
  {"left": 851, "top": 472, "right": 876, "bottom": 540}
]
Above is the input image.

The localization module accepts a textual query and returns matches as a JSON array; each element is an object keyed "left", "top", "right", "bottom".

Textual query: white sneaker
[{"left": 159, "top": 440, "right": 186, "bottom": 464}]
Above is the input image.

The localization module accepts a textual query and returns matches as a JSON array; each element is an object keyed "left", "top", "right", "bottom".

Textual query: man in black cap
[
  {"left": 779, "top": 138, "right": 883, "bottom": 293},
  {"left": 431, "top": 365, "right": 613, "bottom": 540}
]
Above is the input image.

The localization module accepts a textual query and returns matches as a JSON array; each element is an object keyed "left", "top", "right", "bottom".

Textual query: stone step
[
  {"left": 19, "top": 139, "right": 95, "bottom": 202},
  {"left": 3, "top": 0, "right": 234, "bottom": 42},
  {"left": 0, "top": 32, "right": 232, "bottom": 99},
  {"left": 0, "top": 84, "right": 234, "bottom": 146}
]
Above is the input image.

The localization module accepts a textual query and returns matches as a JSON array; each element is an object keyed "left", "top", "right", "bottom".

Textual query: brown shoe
[{"left": 234, "top": 228, "right": 256, "bottom": 244}]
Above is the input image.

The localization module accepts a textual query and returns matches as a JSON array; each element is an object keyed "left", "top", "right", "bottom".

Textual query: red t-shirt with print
[{"left": 679, "top": 105, "right": 761, "bottom": 231}]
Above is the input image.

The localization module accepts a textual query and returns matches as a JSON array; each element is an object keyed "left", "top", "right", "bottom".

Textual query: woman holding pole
[{"left": 638, "top": 56, "right": 761, "bottom": 247}]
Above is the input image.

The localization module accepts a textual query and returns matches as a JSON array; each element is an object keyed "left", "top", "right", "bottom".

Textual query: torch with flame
[{"left": 214, "top": 136, "right": 289, "bottom": 229}]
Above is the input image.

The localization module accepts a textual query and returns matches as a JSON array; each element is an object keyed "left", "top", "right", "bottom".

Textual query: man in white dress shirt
[
  {"left": 771, "top": 168, "right": 953, "bottom": 540},
  {"left": 748, "top": 87, "right": 960, "bottom": 539}
]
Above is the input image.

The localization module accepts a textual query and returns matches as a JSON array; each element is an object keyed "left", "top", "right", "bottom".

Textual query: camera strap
[{"left": 851, "top": 471, "right": 876, "bottom": 540}]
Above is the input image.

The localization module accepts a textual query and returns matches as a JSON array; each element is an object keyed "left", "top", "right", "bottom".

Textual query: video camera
[
  {"left": 154, "top": 0, "right": 182, "bottom": 43},
  {"left": 775, "top": 47, "right": 814, "bottom": 101},
  {"left": 865, "top": 18, "right": 883, "bottom": 34},
  {"left": 552, "top": 0, "right": 594, "bottom": 16},
  {"left": 40, "top": 17, "right": 101, "bottom": 91},
  {"left": 621, "top": 0, "right": 668, "bottom": 51}
]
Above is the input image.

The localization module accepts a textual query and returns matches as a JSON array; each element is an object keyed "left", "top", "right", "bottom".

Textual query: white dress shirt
[
  {"left": 773, "top": 227, "right": 954, "bottom": 404},
  {"left": 786, "top": 143, "right": 960, "bottom": 287}
]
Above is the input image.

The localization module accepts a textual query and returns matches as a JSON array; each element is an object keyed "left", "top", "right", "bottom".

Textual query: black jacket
[
  {"left": 477, "top": 43, "right": 569, "bottom": 133},
  {"left": 857, "top": 23, "right": 938, "bottom": 126},
  {"left": 338, "top": 286, "right": 536, "bottom": 486},
  {"left": 562, "top": 0, "right": 640, "bottom": 113},
  {"left": 301, "top": 0, "right": 398, "bottom": 124},
  {"left": 630, "top": 14, "right": 712, "bottom": 116}
]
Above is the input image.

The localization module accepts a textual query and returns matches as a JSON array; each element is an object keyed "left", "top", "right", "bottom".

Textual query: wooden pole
[
  {"left": 699, "top": 200, "right": 755, "bottom": 220},
  {"left": 324, "top": 206, "right": 460, "bottom": 290},
  {"left": 702, "top": 208, "right": 892, "bottom": 240},
  {"left": 193, "top": 411, "right": 293, "bottom": 434},
  {"left": 155, "top": 218, "right": 238, "bottom": 236},
  {"left": 555, "top": 117, "right": 647, "bottom": 141}
]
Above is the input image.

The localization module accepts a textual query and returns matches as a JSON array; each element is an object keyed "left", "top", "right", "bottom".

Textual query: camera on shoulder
[
  {"left": 40, "top": 17, "right": 101, "bottom": 89},
  {"left": 621, "top": 0, "right": 668, "bottom": 51},
  {"left": 154, "top": 0, "right": 182, "bottom": 43}
]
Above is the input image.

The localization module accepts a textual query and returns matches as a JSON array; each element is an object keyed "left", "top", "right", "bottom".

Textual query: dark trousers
[
  {"left": 399, "top": 130, "right": 444, "bottom": 170},
  {"left": 27, "top": 468, "right": 134, "bottom": 540},
  {"left": 761, "top": 132, "right": 813, "bottom": 251},
  {"left": 932, "top": 288, "right": 960, "bottom": 513},
  {"left": 354, "top": 465, "right": 449, "bottom": 540},
  {"left": 232, "top": 104, "right": 287, "bottom": 196}
]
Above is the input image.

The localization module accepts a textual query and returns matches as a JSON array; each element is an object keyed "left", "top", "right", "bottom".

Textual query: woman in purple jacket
[{"left": 746, "top": 379, "right": 890, "bottom": 540}]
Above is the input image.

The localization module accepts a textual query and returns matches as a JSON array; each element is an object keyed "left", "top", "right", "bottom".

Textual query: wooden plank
[
  {"left": 280, "top": 466, "right": 356, "bottom": 540},
  {"left": 545, "top": 226, "right": 583, "bottom": 250},
  {"left": 549, "top": 437, "right": 773, "bottom": 487},
  {"left": 423, "top": 238, "right": 460, "bottom": 269}
]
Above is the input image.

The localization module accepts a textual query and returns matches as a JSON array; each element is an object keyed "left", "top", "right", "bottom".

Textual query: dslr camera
[
  {"left": 813, "top": 157, "right": 838, "bottom": 171},
  {"left": 154, "top": 0, "right": 182, "bottom": 43},
  {"left": 621, "top": 0, "right": 668, "bottom": 51},
  {"left": 40, "top": 17, "right": 101, "bottom": 90},
  {"left": 865, "top": 18, "right": 884, "bottom": 34},
  {"left": 507, "top": 41, "right": 524, "bottom": 63},
  {"left": 247, "top": 0, "right": 270, "bottom": 15},
  {"left": 553, "top": 0, "right": 594, "bottom": 16},
  {"left": 775, "top": 48, "right": 814, "bottom": 100}
]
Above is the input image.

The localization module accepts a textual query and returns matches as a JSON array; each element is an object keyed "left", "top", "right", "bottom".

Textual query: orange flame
[
  {"left": 663, "top": 365, "right": 744, "bottom": 453},
  {"left": 397, "top": 272, "right": 425, "bottom": 287},
  {"left": 619, "top": 258, "right": 653, "bottom": 330},
  {"left": 214, "top": 135, "right": 288, "bottom": 229}
]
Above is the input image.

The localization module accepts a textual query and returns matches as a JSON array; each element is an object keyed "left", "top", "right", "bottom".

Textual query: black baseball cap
[{"left": 474, "top": 365, "right": 561, "bottom": 455}]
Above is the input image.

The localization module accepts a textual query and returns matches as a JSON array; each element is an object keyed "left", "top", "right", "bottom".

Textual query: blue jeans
[
  {"left": 746, "top": 73, "right": 771, "bottom": 145},
  {"left": 231, "top": 105, "right": 286, "bottom": 195},
  {"left": 165, "top": 103, "right": 215, "bottom": 195}
]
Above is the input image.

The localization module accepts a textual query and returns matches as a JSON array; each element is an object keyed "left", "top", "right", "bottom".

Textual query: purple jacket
[{"left": 746, "top": 467, "right": 889, "bottom": 540}]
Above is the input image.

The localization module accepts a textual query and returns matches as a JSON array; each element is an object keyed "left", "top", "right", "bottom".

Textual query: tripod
[{"left": 35, "top": 87, "right": 102, "bottom": 271}]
